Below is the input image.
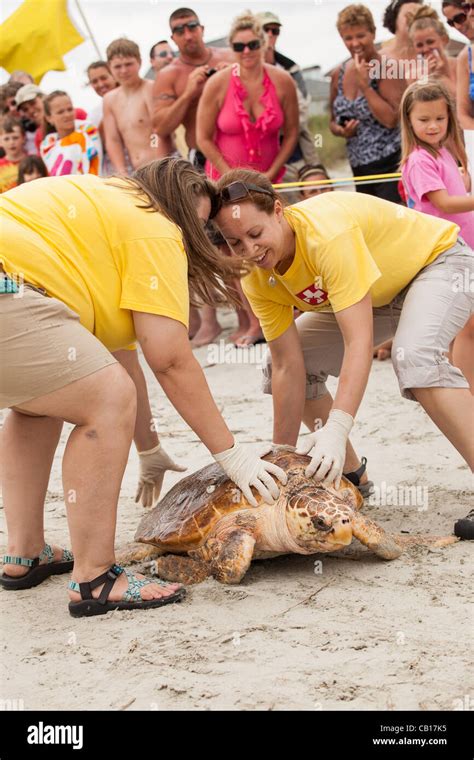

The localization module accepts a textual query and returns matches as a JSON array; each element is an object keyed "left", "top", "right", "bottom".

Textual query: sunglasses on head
[
  {"left": 209, "top": 181, "right": 274, "bottom": 218},
  {"left": 263, "top": 25, "right": 280, "bottom": 35},
  {"left": 231, "top": 39, "right": 262, "bottom": 53},
  {"left": 171, "top": 20, "right": 201, "bottom": 35}
]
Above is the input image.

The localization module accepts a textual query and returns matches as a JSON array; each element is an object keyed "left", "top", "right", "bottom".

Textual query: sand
[{"left": 1, "top": 309, "right": 472, "bottom": 712}]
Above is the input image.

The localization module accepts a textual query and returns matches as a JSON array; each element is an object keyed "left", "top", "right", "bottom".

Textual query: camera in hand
[
  {"left": 337, "top": 115, "right": 351, "bottom": 127},
  {"left": 21, "top": 117, "right": 37, "bottom": 133}
]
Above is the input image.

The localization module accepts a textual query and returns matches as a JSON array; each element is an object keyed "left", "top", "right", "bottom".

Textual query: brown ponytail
[{"left": 115, "top": 158, "right": 246, "bottom": 306}]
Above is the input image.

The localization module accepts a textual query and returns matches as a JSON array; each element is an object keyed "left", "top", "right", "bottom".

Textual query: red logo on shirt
[{"left": 296, "top": 283, "right": 328, "bottom": 306}]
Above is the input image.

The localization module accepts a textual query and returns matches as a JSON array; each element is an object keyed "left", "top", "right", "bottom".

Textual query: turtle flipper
[
  {"left": 195, "top": 530, "right": 256, "bottom": 584},
  {"left": 116, "top": 542, "right": 164, "bottom": 565},
  {"left": 153, "top": 555, "right": 211, "bottom": 585},
  {"left": 351, "top": 513, "right": 403, "bottom": 560}
]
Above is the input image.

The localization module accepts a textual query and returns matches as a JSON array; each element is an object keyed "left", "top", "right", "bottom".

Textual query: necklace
[
  {"left": 179, "top": 48, "right": 213, "bottom": 67},
  {"left": 268, "top": 273, "right": 277, "bottom": 287}
]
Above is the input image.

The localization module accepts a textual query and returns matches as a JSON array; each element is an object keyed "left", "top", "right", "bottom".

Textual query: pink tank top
[{"left": 205, "top": 69, "right": 285, "bottom": 181}]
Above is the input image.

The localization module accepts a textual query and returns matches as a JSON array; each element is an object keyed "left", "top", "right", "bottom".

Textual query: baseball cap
[
  {"left": 255, "top": 12, "right": 282, "bottom": 27},
  {"left": 15, "top": 84, "right": 42, "bottom": 107}
]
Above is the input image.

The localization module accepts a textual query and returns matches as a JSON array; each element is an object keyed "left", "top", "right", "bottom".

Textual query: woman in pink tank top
[
  {"left": 197, "top": 14, "right": 298, "bottom": 182},
  {"left": 196, "top": 12, "right": 299, "bottom": 347}
]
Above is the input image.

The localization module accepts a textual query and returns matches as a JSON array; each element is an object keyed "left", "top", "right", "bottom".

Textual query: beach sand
[{"left": 1, "top": 310, "right": 472, "bottom": 712}]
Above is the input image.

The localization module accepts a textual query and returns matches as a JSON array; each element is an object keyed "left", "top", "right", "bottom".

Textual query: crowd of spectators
[{"left": 0, "top": 2, "right": 472, "bottom": 346}]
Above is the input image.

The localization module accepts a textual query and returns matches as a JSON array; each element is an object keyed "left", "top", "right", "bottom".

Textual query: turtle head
[{"left": 285, "top": 483, "right": 355, "bottom": 551}]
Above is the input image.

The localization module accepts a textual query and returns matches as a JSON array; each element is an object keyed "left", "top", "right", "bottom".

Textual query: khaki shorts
[
  {"left": 262, "top": 238, "right": 473, "bottom": 401},
  {"left": 0, "top": 286, "right": 117, "bottom": 409}
]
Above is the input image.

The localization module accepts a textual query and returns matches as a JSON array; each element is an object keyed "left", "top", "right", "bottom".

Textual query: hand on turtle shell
[
  {"left": 136, "top": 443, "right": 187, "bottom": 508},
  {"left": 296, "top": 409, "right": 353, "bottom": 488},
  {"left": 213, "top": 443, "right": 288, "bottom": 507}
]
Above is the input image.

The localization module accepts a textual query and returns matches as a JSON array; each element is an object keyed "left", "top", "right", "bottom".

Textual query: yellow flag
[{"left": 0, "top": 0, "right": 85, "bottom": 84}]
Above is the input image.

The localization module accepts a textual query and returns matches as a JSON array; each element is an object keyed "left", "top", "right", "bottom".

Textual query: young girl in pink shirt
[
  {"left": 400, "top": 78, "right": 474, "bottom": 396},
  {"left": 400, "top": 79, "right": 474, "bottom": 246}
]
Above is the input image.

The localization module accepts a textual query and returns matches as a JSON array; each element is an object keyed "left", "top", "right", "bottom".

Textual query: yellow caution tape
[{"left": 273, "top": 171, "right": 402, "bottom": 189}]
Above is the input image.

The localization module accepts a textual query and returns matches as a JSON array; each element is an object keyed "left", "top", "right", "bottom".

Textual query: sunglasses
[
  {"left": 447, "top": 10, "right": 467, "bottom": 25},
  {"left": 263, "top": 25, "right": 280, "bottom": 36},
  {"left": 155, "top": 50, "right": 174, "bottom": 58},
  {"left": 231, "top": 39, "right": 262, "bottom": 53},
  {"left": 461, "top": 2, "right": 474, "bottom": 9},
  {"left": 171, "top": 20, "right": 201, "bottom": 35},
  {"left": 209, "top": 181, "right": 274, "bottom": 218}
]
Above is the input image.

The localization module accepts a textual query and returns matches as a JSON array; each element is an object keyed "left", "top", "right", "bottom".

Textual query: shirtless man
[
  {"left": 153, "top": 8, "right": 235, "bottom": 347},
  {"left": 103, "top": 38, "right": 169, "bottom": 173},
  {"left": 152, "top": 7, "right": 234, "bottom": 167}
]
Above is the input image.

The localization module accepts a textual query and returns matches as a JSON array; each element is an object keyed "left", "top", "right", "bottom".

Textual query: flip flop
[
  {"left": 234, "top": 335, "right": 267, "bottom": 348},
  {"left": 1, "top": 544, "right": 74, "bottom": 590},
  {"left": 68, "top": 564, "right": 186, "bottom": 618},
  {"left": 344, "top": 457, "right": 374, "bottom": 498}
]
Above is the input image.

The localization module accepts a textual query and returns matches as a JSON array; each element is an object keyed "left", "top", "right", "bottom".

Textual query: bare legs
[
  {"left": 411, "top": 387, "right": 474, "bottom": 468},
  {"left": 1, "top": 414, "right": 63, "bottom": 575},
  {"left": 302, "top": 386, "right": 474, "bottom": 478},
  {"left": 1, "top": 364, "right": 180, "bottom": 601},
  {"left": 450, "top": 316, "right": 474, "bottom": 394},
  {"left": 231, "top": 279, "right": 264, "bottom": 347},
  {"left": 190, "top": 305, "right": 222, "bottom": 348}
]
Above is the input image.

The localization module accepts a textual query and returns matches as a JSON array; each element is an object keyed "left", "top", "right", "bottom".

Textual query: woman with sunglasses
[
  {"left": 196, "top": 12, "right": 298, "bottom": 348},
  {"left": 206, "top": 171, "right": 474, "bottom": 537},
  {"left": 0, "top": 159, "right": 287, "bottom": 616},
  {"left": 196, "top": 12, "right": 298, "bottom": 183}
]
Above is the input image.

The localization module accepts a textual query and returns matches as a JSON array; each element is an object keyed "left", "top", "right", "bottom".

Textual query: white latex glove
[
  {"left": 296, "top": 409, "right": 354, "bottom": 488},
  {"left": 135, "top": 443, "right": 187, "bottom": 508},
  {"left": 213, "top": 443, "right": 288, "bottom": 507}
]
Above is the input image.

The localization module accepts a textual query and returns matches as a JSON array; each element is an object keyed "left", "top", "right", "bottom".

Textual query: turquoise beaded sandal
[
  {"left": 0, "top": 544, "right": 74, "bottom": 590},
  {"left": 68, "top": 564, "right": 186, "bottom": 618}
]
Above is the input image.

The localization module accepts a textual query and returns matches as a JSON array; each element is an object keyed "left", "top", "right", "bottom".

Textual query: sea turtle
[{"left": 119, "top": 450, "right": 457, "bottom": 584}]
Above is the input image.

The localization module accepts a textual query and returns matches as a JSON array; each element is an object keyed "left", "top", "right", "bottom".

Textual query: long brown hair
[
  {"left": 43, "top": 90, "right": 70, "bottom": 136},
  {"left": 400, "top": 79, "right": 468, "bottom": 171},
  {"left": 116, "top": 158, "right": 246, "bottom": 305}
]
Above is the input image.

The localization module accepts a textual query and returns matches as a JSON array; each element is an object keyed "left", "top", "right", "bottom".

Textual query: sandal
[
  {"left": 68, "top": 564, "right": 186, "bottom": 618},
  {"left": 454, "top": 509, "right": 474, "bottom": 540},
  {"left": 344, "top": 457, "right": 374, "bottom": 498},
  {"left": 1, "top": 544, "right": 74, "bottom": 590}
]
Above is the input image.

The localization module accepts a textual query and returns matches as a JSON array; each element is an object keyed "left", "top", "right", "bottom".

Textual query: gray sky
[{"left": 1, "top": 0, "right": 462, "bottom": 112}]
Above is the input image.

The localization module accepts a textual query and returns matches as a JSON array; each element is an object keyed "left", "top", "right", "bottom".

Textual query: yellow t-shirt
[
  {"left": 242, "top": 191, "right": 459, "bottom": 342},
  {"left": 0, "top": 174, "right": 189, "bottom": 351}
]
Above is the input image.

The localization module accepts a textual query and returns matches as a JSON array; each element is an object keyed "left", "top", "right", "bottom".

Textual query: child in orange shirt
[{"left": 0, "top": 118, "right": 27, "bottom": 192}]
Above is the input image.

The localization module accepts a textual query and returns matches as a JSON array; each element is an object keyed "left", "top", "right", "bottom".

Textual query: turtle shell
[{"left": 134, "top": 450, "right": 309, "bottom": 553}]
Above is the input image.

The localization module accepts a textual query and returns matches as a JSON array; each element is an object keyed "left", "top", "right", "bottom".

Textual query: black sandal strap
[
  {"left": 344, "top": 457, "right": 367, "bottom": 486},
  {"left": 77, "top": 564, "right": 124, "bottom": 605}
]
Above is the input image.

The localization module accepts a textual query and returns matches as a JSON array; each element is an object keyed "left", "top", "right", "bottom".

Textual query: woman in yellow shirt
[
  {"left": 0, "top": 158, "right": 287, "bottom": 616},
  {"left": 207, "top": 168, "right": 474, "bottom": 538}
]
